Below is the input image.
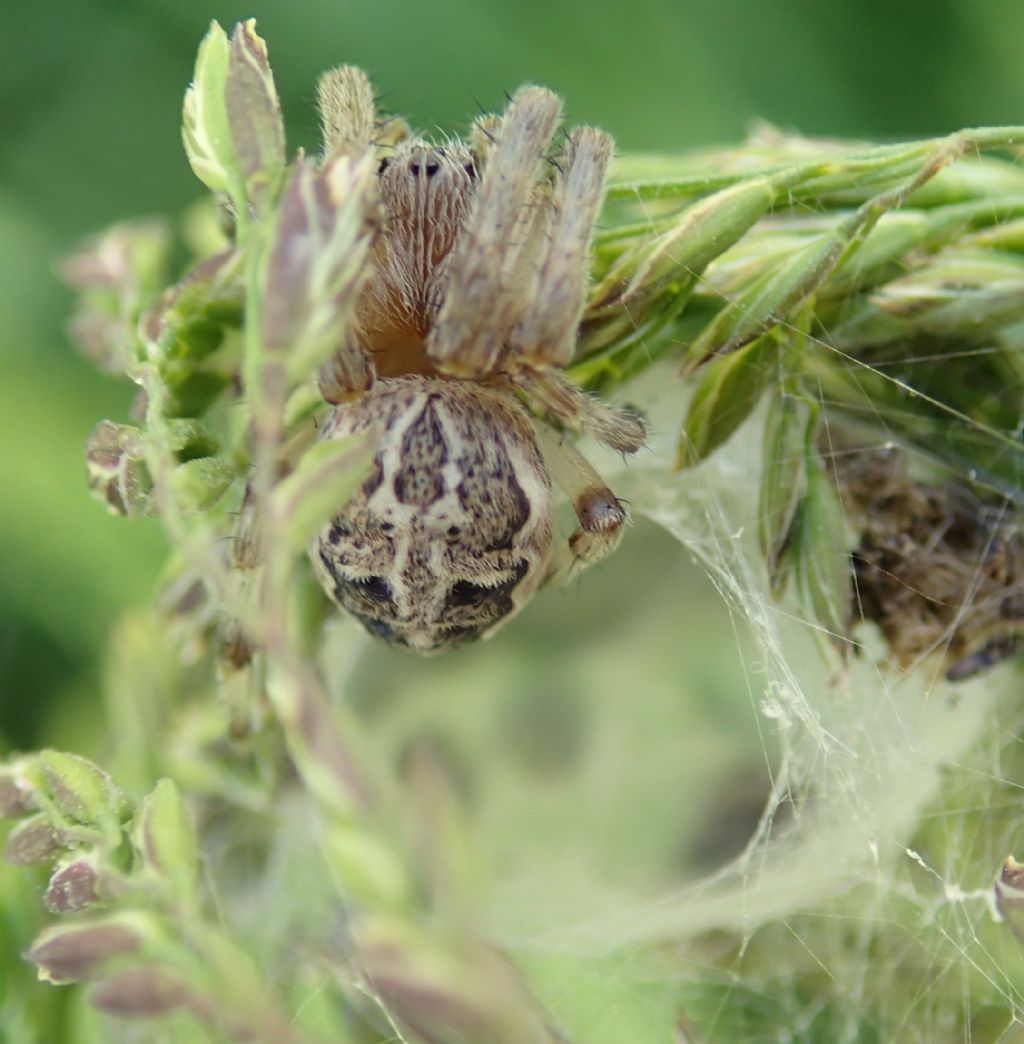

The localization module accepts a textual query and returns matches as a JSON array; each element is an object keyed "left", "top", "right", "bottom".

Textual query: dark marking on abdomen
[
  {"left": 362, "top": 454, "right": 385, "bottom": 496},
  {"left": 456, "top": 447, "right": 531, "bottom": 552},
  {"left": 393, "top": 401, "right": 447, "bottom": 506}
]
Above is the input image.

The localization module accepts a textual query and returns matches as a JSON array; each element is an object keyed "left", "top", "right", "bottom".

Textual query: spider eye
[
  {"left": 409, "top": 154, "right": 442, "bottom": 178},
  {"left": 377, "top": 158, "right": 391, "bottom": 175},
  {"left": 350, "top": 575, "right": 393, "bottom": 604}
]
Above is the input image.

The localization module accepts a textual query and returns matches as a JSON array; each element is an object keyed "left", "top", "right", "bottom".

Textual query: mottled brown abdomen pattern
[{"left": 311, "top": 377, "right": 553, "bottom": 653}]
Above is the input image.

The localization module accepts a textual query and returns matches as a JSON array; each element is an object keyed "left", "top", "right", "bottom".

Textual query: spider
[{"left": 308, "top": 68, "right": 645, "bottom": 653}]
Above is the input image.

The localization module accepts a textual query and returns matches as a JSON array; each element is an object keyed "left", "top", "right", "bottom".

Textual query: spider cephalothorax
[{"left": 309, "top": 69, "right": 645, "bottom": 652}]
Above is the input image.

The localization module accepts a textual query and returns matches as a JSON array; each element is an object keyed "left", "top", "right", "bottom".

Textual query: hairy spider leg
[
  {"left": 427, "top": 86, "right": 562, "bottom": 377},
  {"left": 513, "top": 126, "right": 612, "bottom": 369},
  {"left": 533, "top": 423, "right": 629, "bottom": 587}
]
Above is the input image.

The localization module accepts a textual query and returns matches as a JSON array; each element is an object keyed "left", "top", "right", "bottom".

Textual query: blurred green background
[
  {"left": 3, "top": 1, "right": 1024, "bottom": 1039},
  {"left": 4, "top": 0, "right": 1024, "bottom": 754}
]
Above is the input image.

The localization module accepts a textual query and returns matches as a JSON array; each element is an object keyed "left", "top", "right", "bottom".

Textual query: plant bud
[
  {"left": 0, "top": 771, "right": 34, "bottom": 818},
  {"left": 355, "top": 917, "right": 554, "bottom": 1044},
  {"left": 40, "top": 750, "right": 131, "bottom": 829},
  {"left": 170, "top": 456, "right": 237, "bottom": 512},
  {"left": 26, "top": 920, "right": 141, "bottom": 983},
  {"left": 182, "top": 22, "right": 235, "bottom": 197},
  {"left": 589, "top": 177, "right": 777, "bottom": 312},
  {"left": 261, "top": 152, "right": 378, "bottom": 379},
  {"left": 5, "top": 814, "right": 61, "bottom": 865},
  {"left": 793, "top": 428, "right": 853, "bottom": 660},
  {"left": 90, "top": 966, "right": 192, "bottom": 1018},
  {"left": 759, "top": 388, "right": 809, "bottom": 597},
  {"left": 58, "top": 219, "right": 170, "bottom": 375},
  {"left": 682, "top": 226, "right": 848, "bottom": 371},
  {"left": 44, "top": 859, "right": 103, "bottom": 913},
  {"left": 676, "top": 334, "right": 779, "bottom": 469},
  {"left": 85, "top": 421, "right": 152, "bottom": 517},
  {"left": 225, "top": 20, "right": 285, "bottom": 210},
  {"left": 137, "top": 779, "right": 199, "bottom": 903}
]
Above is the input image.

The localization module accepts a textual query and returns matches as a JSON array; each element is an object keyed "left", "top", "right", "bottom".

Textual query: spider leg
[
  {"left": 469, "top": 114, "right": 503, "bottom": 168},
  {"left": 502, "top": 126, "right": 644, "bottom": 453},
  {"left": 511, "top": 126, "right": 612, "bottom": 369},
  {"left": 513, "top": 367, "right": 646, "bottom": 453},
  {"left": 318, "top": 65, "right": 410, "bottom": 156},
  {"left": 317, "top": 66, "right": 377, "bottom": 157},
  {"left": 427, "top": 86, "right": 563, "bottom": 378},
  {"left": 313, "top": 67, "right": 382, "bottom": 402},
  {"left": 534, "top": 424, "right": 629, "bottom": 587},
  {"left": 317, "top": 333, "right": 375, "bottom": 403}
]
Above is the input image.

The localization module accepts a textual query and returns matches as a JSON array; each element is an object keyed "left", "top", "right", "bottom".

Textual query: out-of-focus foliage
[{"left": 5, "top": 2, "right": 1024, "bottom": 1041}]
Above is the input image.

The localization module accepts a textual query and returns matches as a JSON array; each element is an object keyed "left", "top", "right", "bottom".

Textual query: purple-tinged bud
[
  {"left": 226, "top": 20, "right": 285, "bottom": 211},
  {"left": 85, "top": 421, "right": 153, "bottom": 518},
  {"left": 26, "top": 921, "right": 141, "bottom": 983},
  {"left": 261, "top": 151, "right": 377, "bottom": 379},
  {"left": 40, "top": 750, "right": 131, "bottom": 828},
  {"left": 5, "top": 815, "right": 61, "bottom": 865},
  {"left": 58, "top": 219, "right": 170, "bottom": 375},
  {"left": 0, "top": 772, "right": 34, "bottom": 818},
  {"left": 44, "top": 859, "right": 103, "bottom": 913},
  {"left": 90, "top": 967, "right": 192, "bottom": 1018},
  {"left": 355, "top": 917, "right": 552, "bottom": 1043}
]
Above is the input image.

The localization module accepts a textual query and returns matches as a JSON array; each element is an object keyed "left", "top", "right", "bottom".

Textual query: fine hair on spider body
[{"left": 310, "top": 67, "right": 645, "bottom": 653}]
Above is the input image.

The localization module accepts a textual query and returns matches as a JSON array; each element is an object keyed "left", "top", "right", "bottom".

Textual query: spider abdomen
[{"left": 311, "top": 376, "right": 553, "bottom": 653}]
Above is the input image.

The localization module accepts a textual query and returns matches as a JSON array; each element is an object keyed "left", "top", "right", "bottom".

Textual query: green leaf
[
  {"left": 676, "top": 333, "right": 779, "bottom": 468},
  {"left": 589, "top": 176, "right": 777, "bottom": 312},
  {"left": 182, "top": 22, "right": 239, "bottom": 200},
  {"left": 40, "top": 751, "right": 130, "bottom": 830},
  {"left": 873, "top": 251, "right": 1024, "bottom": 330},
  {"left": 823, "top": 210, "right": 929, "bottom": 297},
  {"left": 170, "top": 456, "right": 237, "bottom": 511},
  {"left": 272, "top": 433, "right": 373, "bottom": 552},
  {"left": 163, "top": 371, "right": 233, "bottom": 418},
  {"left": 759, "top": 387, "right": 809, "bottom": 596},
  {"left": 164, "top": 419, "right": 219, "bottom": 461},
  {"left": 793, "top": 421, "right": 852, "bottom": 658},
  {"left": 683, "top": 226, "right": 848, "bottom": 370},
  {"left": 137, "top": 779, "right": 198, "bottom": 905}
]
